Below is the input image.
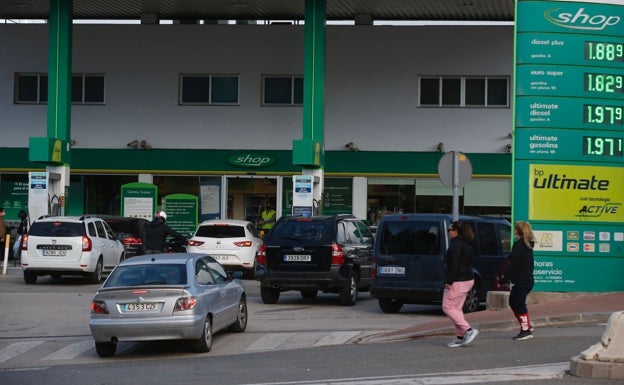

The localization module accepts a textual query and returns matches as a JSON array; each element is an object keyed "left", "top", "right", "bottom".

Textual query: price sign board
[{"left": 514, "top": 1, "right": 624, "bottom": 292}]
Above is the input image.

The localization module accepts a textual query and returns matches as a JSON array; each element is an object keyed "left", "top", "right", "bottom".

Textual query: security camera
[
  {"left": 140, "top": 140, "right": 152, "bottom": 150},
  {"left": 345, "top": 142, "right": 354, "bottom": 149},
  {"left": 127, "top": 140, "right": 139, "bottom": 149},
  {"left": 437, "top": 142, "right": 445, "bottom": 152}
]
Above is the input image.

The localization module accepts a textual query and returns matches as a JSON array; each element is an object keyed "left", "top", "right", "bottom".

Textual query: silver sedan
[{"left": 89, "top": 253, "right": 247, "bottom": 357}]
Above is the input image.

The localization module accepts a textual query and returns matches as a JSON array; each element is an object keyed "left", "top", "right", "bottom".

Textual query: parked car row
[
  {"left": 255, "top": 213, "right": 512, "bottom": 313},
  {"left": 19, "top": 212, "right": 510, "bottom": 358}
]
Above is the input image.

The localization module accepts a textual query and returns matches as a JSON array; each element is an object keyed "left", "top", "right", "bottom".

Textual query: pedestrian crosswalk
[{"left": 0, "top": 330, "right": 379, "bottom": 368}]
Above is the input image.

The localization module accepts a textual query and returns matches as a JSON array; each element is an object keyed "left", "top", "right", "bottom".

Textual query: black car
[
  {"left": 255, "top": 215, "right": 374, "bottom": 306},
  {"left": 93, "top": 215, "right": 150, "bottom": 258}
]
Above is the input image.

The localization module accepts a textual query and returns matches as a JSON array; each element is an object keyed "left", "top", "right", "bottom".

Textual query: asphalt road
[{"left": 0, "top": 267, "right": 620, "bottom": 384}]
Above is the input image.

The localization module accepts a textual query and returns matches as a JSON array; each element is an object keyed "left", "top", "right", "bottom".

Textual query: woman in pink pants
[{"left": 442, "top": 221, "right": 479, "bottom": 348}]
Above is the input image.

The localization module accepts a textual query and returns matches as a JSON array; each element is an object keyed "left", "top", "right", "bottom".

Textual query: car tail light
[
  {"left": 122, "top": 236, "right": 143, "bottom": 245},
  {"left": 174, "top": 296, "right": 197, "bottom": 311},
  {"left": 233, "top": 240, "right": 252, "bottom": 247},
  {"left": 21, "top": 234, "right": 29, "bottom": 250},
  {"left": 331, "top": 243, "right": 345, "bottom": 265},
  {"left": 256, "top": 244, "right": 267, "bottom": 265},
  {"left": 82, "top": 236, "right": 93, "bottom": 252},
  {"left": 91, "top": 300, "right": 108, "bottom": 314},
  {"left": 371, "top": 255, "right": 377, "bottom": 279},
  {"left": 187, "top": 239, "right": 205, "bottom": 247}
]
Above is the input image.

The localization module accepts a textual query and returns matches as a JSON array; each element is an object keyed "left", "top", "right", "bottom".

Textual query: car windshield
[
  {"left": 105, "top": 220, "right": 138, "bottom": 235},
  {"left": 28, "top": 221, "right": 85, "bottom": 237},
  {"left": 105, "top": 264, "right": 187, "bottom": 287},
  {"left": 379, "top": 220, "right": 440, "bottom": 255},
  {"left": 196, "top": 225, "right": 245, "bottom": 238},
  {"left": 272, "top": 220, "right": 332, "bottom": 242}
]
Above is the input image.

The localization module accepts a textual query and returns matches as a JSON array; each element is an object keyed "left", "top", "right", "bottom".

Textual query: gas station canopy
[{"left": 0, "top": 0, "right": 515, "bottom": 22}]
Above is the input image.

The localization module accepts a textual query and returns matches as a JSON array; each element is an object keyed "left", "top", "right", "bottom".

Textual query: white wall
[{"left": 0, "top": 24, "right": 514, "bottom": 153}]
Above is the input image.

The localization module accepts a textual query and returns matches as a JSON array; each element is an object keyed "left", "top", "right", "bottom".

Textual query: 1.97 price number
[
  {"left": 583, "top": 136, "right": 623, "bottom": 157},
  {"left": 584, "top": 73, "right": 624, "bottom": 94},
  {"left": 584, "top": 104, "right": 623, "bottom": 126}
]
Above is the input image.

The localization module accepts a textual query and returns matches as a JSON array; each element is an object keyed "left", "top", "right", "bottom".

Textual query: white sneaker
[
  {"left": 461, "top": 328, "right": 479, "bottom": 346},
  {"left": 447, "top": 338, "right": 464, "bottom": 348}
]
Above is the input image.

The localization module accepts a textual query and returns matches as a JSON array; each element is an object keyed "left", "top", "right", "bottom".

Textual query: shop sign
[{"left": 227, "top": 153, "right": 276, "bottom": 168}]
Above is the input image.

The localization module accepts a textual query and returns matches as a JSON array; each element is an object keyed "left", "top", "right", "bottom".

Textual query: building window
[
  {"left": 179, "top": 74, "right": 240, "bottom": 105},
  {"left": 419, "top": 76, "right": 509, "bottom": 107},
  {"left": 14, "top": 73, "right": 105, "bottom": 104},
  {"left": 262, "top": 75, "right": 303, "bottom": 106}
]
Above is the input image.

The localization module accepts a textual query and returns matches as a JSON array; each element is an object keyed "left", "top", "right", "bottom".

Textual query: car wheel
[
  {"left": 260, "top": 286, "right": 280, "bottom": 304},
  {"left": 24, "top": 271, "right": 37, "bottom": 284},
  {"left": 192, "top": 316, "right": 213, "bottom": 353},
  {"left": 228, "top": 297, "right": 248, "bottom": 333},
  {"left": 378, "top": 298, "right": 403, "bottom": 313},
  {"left": 300, "top": 290, "right": 318, "bottom": 299},
  {"left": 463, "top": 283, "right": 480, "bottom": 313},
  {"left": 339, "top": 272, "right": 358, "bottom": 306},
  {"left": 89, "top": 258, "right": 104, "bottom": 284},
  {"left": 95, "top": 342, "right": 116, "bottom": 358}
]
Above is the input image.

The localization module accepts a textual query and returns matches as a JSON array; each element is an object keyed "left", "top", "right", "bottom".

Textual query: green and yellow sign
[{"left": 514, "top": 1, "right": 624, "bottom": 292}]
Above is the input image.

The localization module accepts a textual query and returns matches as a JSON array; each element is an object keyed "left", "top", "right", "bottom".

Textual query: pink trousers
[{"left": 442, "top": 279, "right": 474, "bottom": 337}]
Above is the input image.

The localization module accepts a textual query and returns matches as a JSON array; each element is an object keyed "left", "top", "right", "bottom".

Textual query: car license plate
[
  {"left": 284, "top": 254, "right": 311, "bottom": 262},
  {"left": 123, "top": 303, "right": 159, "bottom": 312},
  {"left": 212, "top": 255, "right": 228, "bottom": 261},
  {"left": 379, "top": 266, "right": 406, "bottom": 275},
  {"left": 42, "top": 249, "right": 66, "bottom": 257}
]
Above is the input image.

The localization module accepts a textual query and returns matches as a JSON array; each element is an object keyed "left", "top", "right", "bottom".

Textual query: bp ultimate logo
[
  {"left": 528, "top": 164, "right": 624, "bottom": 222},
  {"left": 544, "top": 7, "right": 621, "bottom": 31}
]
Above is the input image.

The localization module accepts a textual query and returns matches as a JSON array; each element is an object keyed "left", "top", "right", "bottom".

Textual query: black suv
[
  {"left": 255, "top": 215, "right": 374, "bottom": 306},
  {"left": 92, "top": 215, "right": 150, "bottom": 258}
]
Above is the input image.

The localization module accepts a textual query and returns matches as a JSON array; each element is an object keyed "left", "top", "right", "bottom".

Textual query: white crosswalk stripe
[
  {"left": 41, "top": 340, "right": 94, "bottom": 361},
  {"left": 0, "top": 341, "right": 45, "bottom": 363},
  {"left": 0, "top": 331, "right": 368, "bottom": 366}
]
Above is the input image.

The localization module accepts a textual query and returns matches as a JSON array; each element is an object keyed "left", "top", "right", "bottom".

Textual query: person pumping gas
[{"left": 145, "top": 210, "right": 186, "bottom": 254}]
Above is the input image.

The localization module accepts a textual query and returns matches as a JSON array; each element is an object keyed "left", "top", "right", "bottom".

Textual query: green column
[
  {"left": 47, "top": 0, "right": 73, "bottom": 158},
  {"left": 30, "top": 0, "right": 72, "bottom": 164},
  {"left": 292, "top": 0, "right": 325, "bottom": 167}
]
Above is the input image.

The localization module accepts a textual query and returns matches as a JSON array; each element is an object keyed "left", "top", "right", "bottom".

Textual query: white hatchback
[
  {"left": 186, "top": 219, "right": 262, "bottom": 278},
  {"left": 21, "top": 216, "right": 125, "bottom": 284}
]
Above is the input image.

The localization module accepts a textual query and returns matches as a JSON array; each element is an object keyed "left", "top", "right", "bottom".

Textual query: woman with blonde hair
[{"left": 501, "top": 221, "right": 535, "bottom": 340}]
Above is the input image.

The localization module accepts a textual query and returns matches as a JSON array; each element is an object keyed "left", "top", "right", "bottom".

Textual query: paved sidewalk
[{"left": 369, "top": 291, "right": 624, "bottom": 342}]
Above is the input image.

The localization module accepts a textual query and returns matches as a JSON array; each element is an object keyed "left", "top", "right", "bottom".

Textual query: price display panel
[{"left": 514, "top": 1, "right": 624, "bottom": 292}]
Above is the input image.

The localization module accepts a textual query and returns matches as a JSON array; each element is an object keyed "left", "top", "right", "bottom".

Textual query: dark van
[{"left": 370, "top": 214, "right": 511, "bottom": 313}]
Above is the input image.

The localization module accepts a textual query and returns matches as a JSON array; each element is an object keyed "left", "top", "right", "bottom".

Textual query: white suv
[{"left": 21, "top": 216, "right": 125, "bottom": 284}]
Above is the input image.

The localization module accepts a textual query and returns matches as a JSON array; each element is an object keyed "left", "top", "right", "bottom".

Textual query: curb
[{"left": 364, "top": 312, "right": 613, "bottom": 344}]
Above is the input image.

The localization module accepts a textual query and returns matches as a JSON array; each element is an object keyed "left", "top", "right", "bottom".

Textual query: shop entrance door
[{"left": 226, "top": 176, "right": 276, "bottom": 225}]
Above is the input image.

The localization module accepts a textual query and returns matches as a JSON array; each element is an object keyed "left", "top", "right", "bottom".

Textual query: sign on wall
[
  {"left": 514, "top": 0, "right": 624, "bottom": 291},
  {"left": 121, "top": 182, "right": 157, "bottom": 220},
  {"left": 164, "top": 193, "right": 198, "bottom": 235}
]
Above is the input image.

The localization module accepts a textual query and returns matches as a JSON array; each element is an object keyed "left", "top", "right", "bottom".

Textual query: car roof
[
  {"left": 118, "top": 252, "right": 209, "bottom": 266},
  {"left": 35, "top": 215, "right": 97, "bottom": 222},
  {"left": 198, "top": 219, "right": 252, "bottom": 226},
  {"left": 86, "top": 214, "right": 149, "bottom": 222},
  {"left": 378, "top": 213, "right": 509, "bottom": 224}
]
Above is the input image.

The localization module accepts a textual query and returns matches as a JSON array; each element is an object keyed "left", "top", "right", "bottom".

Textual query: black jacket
[
  {"left": 504, "top": 239, "right": 535, "bottom": 285},
  {"left": 145, "top": 219, "right": 185, "bottom": 252},
  {"left": 444, "top": 236, "right": 474, "bottom": 285}
]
